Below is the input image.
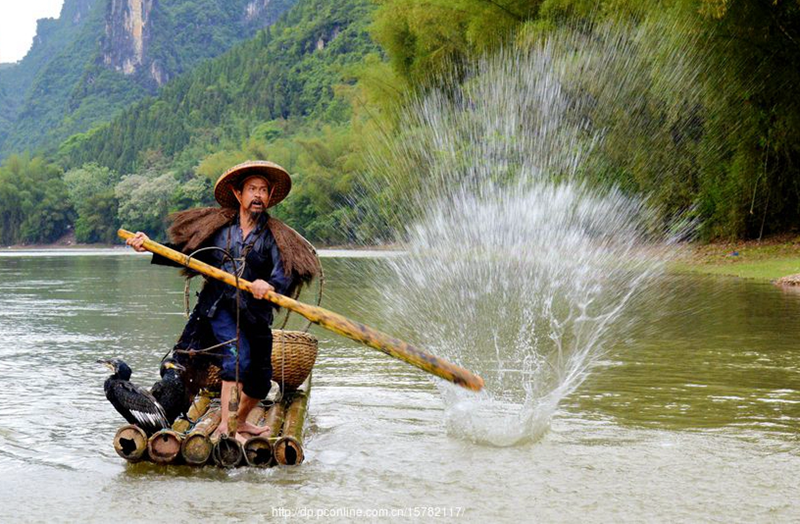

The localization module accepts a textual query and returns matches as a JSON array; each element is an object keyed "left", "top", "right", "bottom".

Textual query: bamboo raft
[
  {"left": 109, "top": 230, "right": 485, "bottom": 468},
  {"left": 112, "top": 375, "right": 311, "bottom": 468}
]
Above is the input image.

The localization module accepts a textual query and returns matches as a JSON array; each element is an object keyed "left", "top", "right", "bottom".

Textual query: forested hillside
[
  {"left": 0, "top": 0, "right": 798, "bottom": 246},
  {"left": 59, "top": 0, "right": 375, "bottom": 175},
  {"left": 370, "top": 0, "right": 800, "bottom": 240},
  {"left": 0, "top": 0, "right": 296, "bottom": 158},
  {"left": 0, "top": 0, "right": 98, "bottom": 151},
  {"left": 0, "top": 0, "right": 378, "bottom": 245}
]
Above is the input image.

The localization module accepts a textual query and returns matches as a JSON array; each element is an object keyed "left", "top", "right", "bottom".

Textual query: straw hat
[{"left": 214, "top": 160, "right": 292, "bottom": 209}]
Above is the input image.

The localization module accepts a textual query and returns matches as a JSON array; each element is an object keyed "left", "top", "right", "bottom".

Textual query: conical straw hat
[{"left": 214, "top": 160, "right": 292, "bottom": 209}]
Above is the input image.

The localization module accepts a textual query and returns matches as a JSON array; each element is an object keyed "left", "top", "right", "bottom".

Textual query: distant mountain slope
[
  {"left": 0, "top": 0, "right": 99, "bottom": 149},
  {"left": 58, "top": 0, "right": 378, "bottom": 174},
  {"left": 0, "top": 0, "right": 296, "bottom": 158}
]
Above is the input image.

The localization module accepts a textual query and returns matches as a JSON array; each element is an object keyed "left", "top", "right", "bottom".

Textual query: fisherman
[{"left": 127, "top": 161, "right": 319, "bottom": 442}]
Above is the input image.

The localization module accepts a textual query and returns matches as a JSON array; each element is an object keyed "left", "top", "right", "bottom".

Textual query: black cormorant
[
  {"left": 98, "top": 358, "right": 168, "bottom": 434},
  {"left": 151, "top": 358, "right": 190, "bottom": 424}
]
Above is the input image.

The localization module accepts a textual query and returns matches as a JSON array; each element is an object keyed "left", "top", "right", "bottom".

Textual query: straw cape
[{"left": 214, "top": 160, "right": 292, "bottom": 209}]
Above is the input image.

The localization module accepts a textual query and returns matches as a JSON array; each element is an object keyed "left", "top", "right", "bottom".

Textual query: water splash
[{"left": 366, "top": 21, "right": 702, "bottom": 446}]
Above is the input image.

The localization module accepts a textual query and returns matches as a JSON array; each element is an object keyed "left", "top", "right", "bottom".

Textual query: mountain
[
  {"left": 0, "top": 0, "right": 296, "bottom": 158},
  {"left": 58, "top": 0, "right": 378, "bottom": 174},
  {"left": 0, "top": 0, "right": 98, "bottom": 149}
]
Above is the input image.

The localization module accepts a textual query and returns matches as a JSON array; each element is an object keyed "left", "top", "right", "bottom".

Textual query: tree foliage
[
  {"left": 0, "top": 155, "right": 73, "bottom": 245},
  {"left": 116, "top": 172, "right": 179, "bottom": 239},
  {"left": 0, "top": 0, "right": 297, "bottom": 159},
  {"left": 58, "top": 0, "right": 377, "bottom": 176},
  {"left": 64, "top": 163, "right": 120, "bottom": 243},
  {"left": 366, "top": 0, "right": 800, "bottom": 240},
  {"left": 1, "top": 0, "right": 798, "bottom": 245}
]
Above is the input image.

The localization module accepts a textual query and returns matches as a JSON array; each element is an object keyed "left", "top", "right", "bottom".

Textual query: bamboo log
[
  {"left": 172, "top": 418, "right": 191, "bottom": 434},
  {"left": 274, "top": 435, "right": 303, "bottom": 466},
  {"left": 273, "top": 376, "right": 311, "bottom": 466},
  {"left": 263, "top": 402, "right": 285, "bottom": 440},
  {"left": 172, "top": 391, "right": 213, "bottom": 433},
  {"left": 148, "top": 429, "right": 183, "bottom": 464},
  {"left": 243, "top": 436, "right": 273, "bottom": 467},
  {"left": 241, "top": 401, "right": 273, "bottom": 467},
  {"left": 113, "top": 424, "right": 148, "bottom": 462},
  {"left": 213, "top": 435, "right": 243, "bottom": 468},
  {"left": 118, "top": 229, "right": 484, "bottom": 392},
  {"left": 246, "top": 403, "right": 267, "bottom": 426},
  {"left": 181, "top": 404, "right": 221, "bottom": 465}
]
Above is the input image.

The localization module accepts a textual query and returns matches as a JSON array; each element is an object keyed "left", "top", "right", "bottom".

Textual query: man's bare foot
[{"left": 237, "top": 421, "right": 270, "bottom": 436}]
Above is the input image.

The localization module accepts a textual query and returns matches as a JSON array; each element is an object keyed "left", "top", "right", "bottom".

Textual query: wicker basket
[
  {"left": 271, "top": 330, "right": 318, "bottom": 391},
  {"left": 200, "top": 330, "right": 317, "bottom": 392}
]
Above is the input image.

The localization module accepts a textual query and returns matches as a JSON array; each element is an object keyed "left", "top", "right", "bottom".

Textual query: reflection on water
[
  {"left": 0, "top": 253, "right": 798, "bottom": 521},
  {"left": 570, "top": 274, "right": 800, "bottom": 435}
]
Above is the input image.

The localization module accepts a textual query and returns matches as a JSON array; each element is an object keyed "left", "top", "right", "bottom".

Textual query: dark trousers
[{"left": 209, "top": 307, "right": 273, "bottom": 400}]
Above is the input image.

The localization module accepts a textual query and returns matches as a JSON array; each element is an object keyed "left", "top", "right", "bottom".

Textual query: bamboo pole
[
  {"left": 148, "top": 429, "right": 183, "bottom": 464},
  {"left": 213, "top": 435, "right": 243, "bottom": 468},
  {"left": 113, "top": 424, "right": 148, "bottom": 462},
  {"left": 181, "top": 403, "right": 221, "bottom": 465},
  {"left": 273, "top": 375, "right": 311, "bottom": 466},
  {"left": 118, "top": 229, "right": 484, "bottom": 392},
  {"left": 246, "top": 403, "right": 267, "bottom": 426},
  {"left": 242, "top": 402, "right": 274, "bottom": 467},
  {"left": 263, "top": 401, "right": 286, "bottom": 441},
  {"left": 243, "top": 435, "right": 273, "bottom": 467},
  {"left": 172, "top": 391, "right": 213, "bottom": 433}
]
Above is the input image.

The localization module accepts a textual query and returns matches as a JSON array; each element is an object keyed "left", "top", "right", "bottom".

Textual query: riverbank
[
  {"left": 3, "top": 233, "right": 400, "bottom": 253},
  {"left": 5, "top": 236, "right": 800, "bottom": 281},
  {"left": 671, "top": 234, "right": 800, "bottom": 281},
  {"left": 0, "top": 243, "right": 403, "bottom": 259}
]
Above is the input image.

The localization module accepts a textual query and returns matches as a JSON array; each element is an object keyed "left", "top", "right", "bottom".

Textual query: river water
[{"left": 0, "top": 250, "right": 798, "bottom": 522}]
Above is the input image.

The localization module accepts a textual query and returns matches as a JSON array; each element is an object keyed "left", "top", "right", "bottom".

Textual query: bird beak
[
  {"left": 166, "top": 362, "right": 186, "bottom": 372},
  {"left": 96, "top": 359, "right": 114, "bottom": 370}
]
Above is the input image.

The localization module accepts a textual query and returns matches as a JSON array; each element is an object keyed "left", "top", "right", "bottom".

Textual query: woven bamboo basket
[
  {"left": 271, "top": 330, "right": 318, "bottom": 391},
  {"left": 202, "top": 329, "right": 317, "bottom": 392}
]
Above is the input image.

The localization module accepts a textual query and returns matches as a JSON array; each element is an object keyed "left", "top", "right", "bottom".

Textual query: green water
[{"left": 0, "top": 251, "right": 797, "bottom": 522}]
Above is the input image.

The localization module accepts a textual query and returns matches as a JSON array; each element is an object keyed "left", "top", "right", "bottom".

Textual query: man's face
[{"left": 234, "top": 175, "right": 270, "bottom": 213}]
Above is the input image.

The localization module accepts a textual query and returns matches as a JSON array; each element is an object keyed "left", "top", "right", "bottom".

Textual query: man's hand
[
  {"left": 126, "top": 231, "right": 150, "bottom": 252},
  {"left": 250, "top": 279, "right": 275, "bottom": 300}
]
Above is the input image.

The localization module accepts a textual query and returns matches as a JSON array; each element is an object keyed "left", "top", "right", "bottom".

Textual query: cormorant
[
  {"left": 150, "top": 358, "right": 190, "bottom": 424},
  {"left": 98, "top": 358, "right": 169, "bottom": 434}
]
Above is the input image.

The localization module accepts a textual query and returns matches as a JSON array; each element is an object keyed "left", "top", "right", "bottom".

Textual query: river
[{"left": 0, "top": 250, "right": 797, "bottom": 522}]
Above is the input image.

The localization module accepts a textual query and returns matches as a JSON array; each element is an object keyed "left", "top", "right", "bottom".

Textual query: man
[{"left": 127, "top": 161, "right": 319, "bottom": 442}]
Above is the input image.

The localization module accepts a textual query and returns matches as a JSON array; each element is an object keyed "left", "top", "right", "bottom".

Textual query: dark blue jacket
[{"left": 152, "top": 213, "right": 292, "bottom": 326}]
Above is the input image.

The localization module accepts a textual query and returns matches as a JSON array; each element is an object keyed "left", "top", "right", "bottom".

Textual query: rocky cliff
[
  {"left": 103, "top": 0, "right": 156, "bottom": 77},
  {"left": 99, "top": 0, "right": 296, "bottom": 88}
]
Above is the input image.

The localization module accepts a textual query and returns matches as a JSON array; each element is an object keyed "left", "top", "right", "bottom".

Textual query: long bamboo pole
[
  {"left": 119, "top": 229, "right": 484, "bottom": 391},
  {"left": 273, "top": 375, "right": 310, "bottom": 466}
]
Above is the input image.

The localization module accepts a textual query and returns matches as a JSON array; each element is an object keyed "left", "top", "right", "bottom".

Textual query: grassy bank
[{"left": 671, "top": 235, "right": 800, "bottom": 281}]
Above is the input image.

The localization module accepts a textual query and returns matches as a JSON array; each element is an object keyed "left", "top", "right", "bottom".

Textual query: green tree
[
  {"left": 0, "top": 154, "right": 73, "bottom": 245},
  {"left": 63, "top": 163, "right": 120, "bottom": 242},
  {"left": 115, "top": 172, "right": 179, "bottom": 239}
]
